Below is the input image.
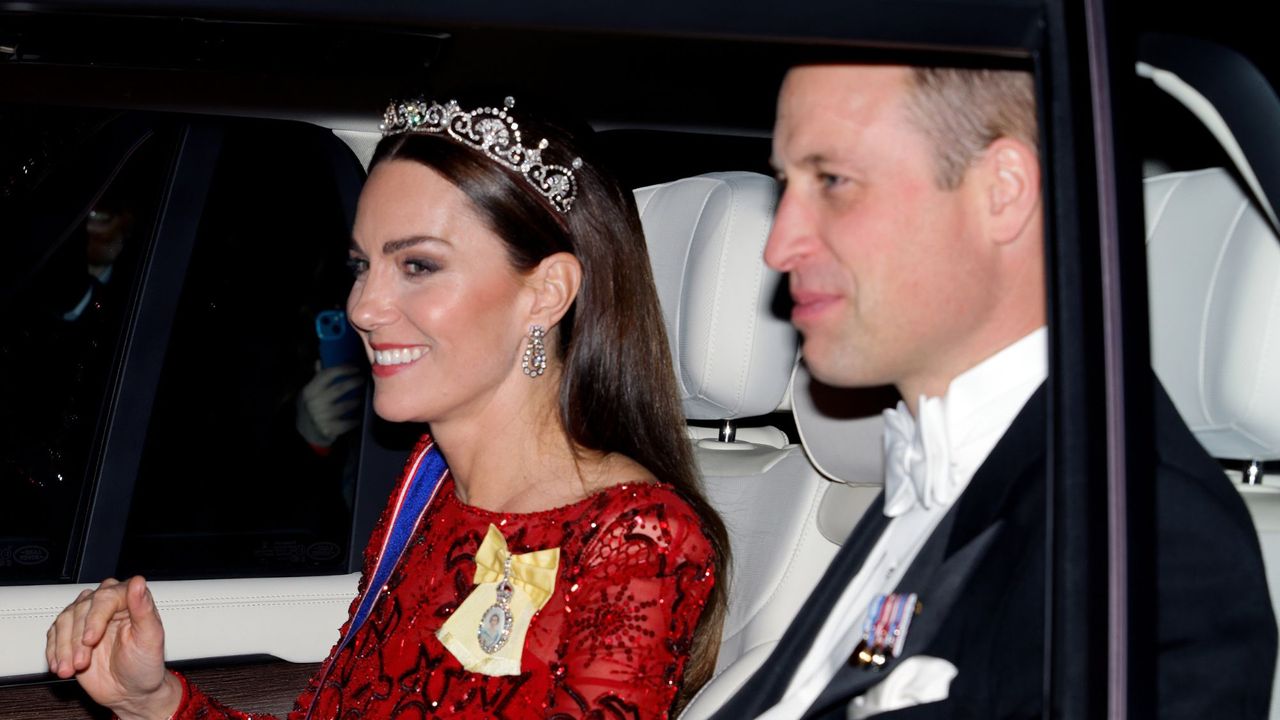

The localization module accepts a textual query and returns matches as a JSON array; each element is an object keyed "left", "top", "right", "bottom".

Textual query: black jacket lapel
[
  {"left": 944, "top": 384, "right": 1046, "bottom": 555},
  {"left": 803, "top": 516, "right": 1005, "bottom": 714},
  {"left": 715, "top": 385, "right": 1048, "bottom": 720},
  {"left": 802, "top": 384, "right": 1047, "bottom": 718}
]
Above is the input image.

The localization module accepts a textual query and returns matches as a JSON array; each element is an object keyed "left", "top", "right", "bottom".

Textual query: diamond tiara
[{"left": 380, "top": 96, "right": 583, "bottom": 213}]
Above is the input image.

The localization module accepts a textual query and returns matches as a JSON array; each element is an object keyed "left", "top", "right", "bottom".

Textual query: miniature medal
[
  {"left": 850, "top": 592, "right": 921, "bottom": 670},
  {"left": 850, "top": 594, "right": 886, "bottom": 667}
]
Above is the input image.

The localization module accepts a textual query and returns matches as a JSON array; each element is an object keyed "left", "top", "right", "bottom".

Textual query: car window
[
  {"left": 115, "top": 119, "right": 364, "bottom": 580},
  {"left": 1129, "top": 32, "right": 1280, "bottom": 714},
  {"left": 0, "top": 107, "right": 172, "bottom": 584}
]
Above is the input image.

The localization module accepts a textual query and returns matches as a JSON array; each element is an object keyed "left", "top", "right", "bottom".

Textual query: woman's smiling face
[{"left": 347, "top": 159, "right": 535, "bottom": 425}]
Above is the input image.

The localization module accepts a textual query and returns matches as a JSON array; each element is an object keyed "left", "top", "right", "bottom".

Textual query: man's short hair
[{"left": 905, "top": 67, "right": 1037, "bottom": 189}]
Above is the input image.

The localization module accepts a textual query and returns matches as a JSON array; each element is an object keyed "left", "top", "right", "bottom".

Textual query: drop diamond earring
[{"left": 522, "top": 325, "right": 547, "bottom": 378}]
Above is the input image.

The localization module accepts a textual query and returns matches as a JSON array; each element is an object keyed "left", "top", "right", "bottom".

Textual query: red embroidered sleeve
[
  {"left": 544, "top": 495, "right": 716, "bottom": 719},
  {"left": 169, "top": 671, "right": 285, "bottom": 719}
]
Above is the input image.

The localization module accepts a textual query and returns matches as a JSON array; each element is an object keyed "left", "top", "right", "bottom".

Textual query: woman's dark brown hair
[{"left": 370, "top": 104, "right": 729, "bottom": 713}]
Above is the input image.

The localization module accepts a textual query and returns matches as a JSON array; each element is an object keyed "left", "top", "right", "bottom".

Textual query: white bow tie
[{"left": 882, "top": 397, "right": 955, "bottom": 517}]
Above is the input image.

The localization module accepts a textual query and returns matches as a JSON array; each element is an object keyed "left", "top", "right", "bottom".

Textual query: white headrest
[
  {"left": 789, "top": 360, "right": 891, "bottom": 486},
  {"left": 635, "top": 172, "right": 797, "bottom": 420},
  {"left": 1146, "top": 168, "right": 1280, "bottom": 460}
]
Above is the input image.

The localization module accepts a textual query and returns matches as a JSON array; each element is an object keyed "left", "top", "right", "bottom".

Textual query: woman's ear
[
  {"left": 982, "top": 137, "right": 1041, "bottom": 245},
  {"left": 526, "top": 251, "right": 583, "bottom": 327}
]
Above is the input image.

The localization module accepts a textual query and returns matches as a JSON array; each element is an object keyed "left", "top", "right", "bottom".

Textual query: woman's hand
[
  {"left": 46, "top": 576, "right": 183, "bottom": 720},
  {"left": 296, "top": 363, "right": 365, "bottom": 449}
]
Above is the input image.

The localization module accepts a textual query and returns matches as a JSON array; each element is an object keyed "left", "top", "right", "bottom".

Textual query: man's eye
[
  {"left": 346, "top": 257, "right": 369, "bottom": 277},
  {"left": 818, "top": 172, "right": 846, "bottom": 190}
]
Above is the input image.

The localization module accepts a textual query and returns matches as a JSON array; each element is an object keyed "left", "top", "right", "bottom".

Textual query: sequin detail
[{"left": 173, "top": 435, "right": 716, "bottom": 720}]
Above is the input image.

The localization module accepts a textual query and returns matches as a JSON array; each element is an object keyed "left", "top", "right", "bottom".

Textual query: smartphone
[{"left": 315, "top": 310, "right": 365, "bottom": 368}]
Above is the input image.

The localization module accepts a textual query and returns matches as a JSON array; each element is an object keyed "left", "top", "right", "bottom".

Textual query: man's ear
[
  {"left": 982, "top": 137, "right": 1041, "bottom": 245},
  {"left": 526, "top": 251, "right": 582, "bottom": 327}
]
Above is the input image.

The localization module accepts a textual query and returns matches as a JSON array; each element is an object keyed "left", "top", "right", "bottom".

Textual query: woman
[{"left": 45, "top": 96, "right": 729, "bottom": 719}]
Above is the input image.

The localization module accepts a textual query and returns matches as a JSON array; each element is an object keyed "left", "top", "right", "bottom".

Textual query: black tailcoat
[{"left": 709, "top": 383, "right": 1276, "bottom": 719}]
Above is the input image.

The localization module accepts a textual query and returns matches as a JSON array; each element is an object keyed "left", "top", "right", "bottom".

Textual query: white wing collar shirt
[{"left": 757, "top": 326, "right": 1048, "bottom": 720}]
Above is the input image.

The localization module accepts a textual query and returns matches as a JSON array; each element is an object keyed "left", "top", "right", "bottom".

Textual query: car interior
[{"left": 1, "top": 11, "right": 1278, "bottom": 719}]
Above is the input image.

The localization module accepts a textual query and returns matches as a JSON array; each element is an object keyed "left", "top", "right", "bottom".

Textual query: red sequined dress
[{"left": 171, "top": 438, "right": 716, "bottom": 719}]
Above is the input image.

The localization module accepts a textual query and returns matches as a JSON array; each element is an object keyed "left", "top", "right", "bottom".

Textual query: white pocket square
[{"left": 846, "top": 655, "right": 958, "bottom": 719}]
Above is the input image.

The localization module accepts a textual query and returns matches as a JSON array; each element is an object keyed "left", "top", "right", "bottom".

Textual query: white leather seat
[
  {"left": 1146, "top": 168, "right": 1280, "bottom": 462},
  {"left": 635, "top": 172, "right": 879, "bottom": 718},
  {"left": 1145, "top": 167, "right": 1280, "bottom": 716}
]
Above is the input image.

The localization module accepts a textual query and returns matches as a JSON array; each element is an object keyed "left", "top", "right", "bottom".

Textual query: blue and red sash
[{"left": 304, "top": 439, "right": 448, "bottom": 719}]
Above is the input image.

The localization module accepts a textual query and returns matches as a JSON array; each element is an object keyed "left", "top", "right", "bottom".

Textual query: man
[{"left": 708, "top": 64, "right": 1275, "bottom": 718}]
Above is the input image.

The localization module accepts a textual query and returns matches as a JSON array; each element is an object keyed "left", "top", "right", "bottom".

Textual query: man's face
[
  {"left": 767, "top": 65, "right": 1001, "bottom": 399},
  {"left": 85, "top": 208, "right": 131, "bottom": 267}
]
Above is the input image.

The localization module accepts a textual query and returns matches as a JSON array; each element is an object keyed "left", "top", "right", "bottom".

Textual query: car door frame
[{"left": 0, "top": 2, "right": 1142, "bottom": 717}]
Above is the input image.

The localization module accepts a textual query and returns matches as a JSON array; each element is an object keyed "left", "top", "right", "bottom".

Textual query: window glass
[
  {"left": 118, "top": 120, "right": 364, "bottom": 580},
  {"left": 1134, "top": 40, "right": 1280, "bottom": 715},
  {"left": 0, "top": 107, "right": 169, "bottom": 584}
]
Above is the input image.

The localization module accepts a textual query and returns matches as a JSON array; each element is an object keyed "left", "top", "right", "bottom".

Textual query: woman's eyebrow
[
  {"left": 347, "top": 235, "right": 449, "bottom": 254},
  {"left": 382, "top": 236, "right": 431, "bottom": 254}
]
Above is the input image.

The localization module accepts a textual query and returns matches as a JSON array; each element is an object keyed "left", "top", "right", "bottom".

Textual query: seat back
[
  {"left": 635, "top": 172, "right": 856, "bottom": 717},
  {"left": 1146, "top": 168, "right": 1280, "bottom": 462},
  {"left": 1145, "top": 167, "right": 1280, "bottom": 716}
]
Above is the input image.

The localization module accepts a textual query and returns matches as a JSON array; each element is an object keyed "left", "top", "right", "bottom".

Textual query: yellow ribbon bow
[
  {"left": 436, "top": 524, "right": 560, "bottom": 676},
  {"left": 471, "top": 525, "right": 560, "bottom": 607}
]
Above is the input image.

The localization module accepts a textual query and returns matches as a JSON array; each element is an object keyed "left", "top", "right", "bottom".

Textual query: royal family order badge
[
  {"left": 477, "top": 557, "right": 517, "bottom": 654},
  {"left": 437, "top": 525, "right": 560, "bottom": 676}
]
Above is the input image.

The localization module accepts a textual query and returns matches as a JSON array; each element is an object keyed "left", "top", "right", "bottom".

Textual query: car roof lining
[
  {"left": 2, "top": 0, "right": 1044, "bottom": 51},
  {"left": 0, "top": 10, "right": 1037, "bottom": 135}
]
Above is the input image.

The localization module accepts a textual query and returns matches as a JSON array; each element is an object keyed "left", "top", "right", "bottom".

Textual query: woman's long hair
[{"left": 371, "top": 106, "right": 729, "bottom": 712}]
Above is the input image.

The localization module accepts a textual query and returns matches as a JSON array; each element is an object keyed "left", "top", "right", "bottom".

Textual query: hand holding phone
[
  {"left": 298, "top": 310, "right": 366, "bottom": 448},
  {"left": 316, "top": 309, "right": 364, "bottom": 368}
]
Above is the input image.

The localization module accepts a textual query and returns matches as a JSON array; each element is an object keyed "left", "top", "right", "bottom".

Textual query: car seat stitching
[
  {"left": 689, "top": 180, "right": 722, "bottom": 410},
  {"left": 723, "top": 183, "right": 751, "bottom": 416},
  {"left": 739, "top": 181, "right": 779, "bottom": 418},
  {"left": 1200, "top": 197, "right": 1250, "bottom": 425},
  {"left": 674, "top": 182, "right": 702, "bottom": 404},
  {"left": 2, "top": 597, "right": 350, "bottom": 621},
  {"left": 1242, "top": 269, "right": 1280, "bottom": 433},
  {"left": 1143, "top": 174, "right": 1183, "bottom": 245},
  {"left": 2, "top": 591, "right": 355, "bottom": 615}
]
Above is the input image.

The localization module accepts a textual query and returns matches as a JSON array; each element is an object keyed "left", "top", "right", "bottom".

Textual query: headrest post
[
  {"left": 718, "top": 419, "right": 737, "bottom": 444},
  {"left": 1245, "top": 460, "right": 1264, "bottom": 486}
]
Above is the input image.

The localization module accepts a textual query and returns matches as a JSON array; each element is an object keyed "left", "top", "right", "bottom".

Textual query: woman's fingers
[
  {"left": 124, "top": 577, "right": 165, "bottom": 652},
  {"left": 50, "top": 589, "right": 91, "bottom": 677},
  {"left": 81, "top": 578, "right": 126, "bottom": 645},
  {"left": 46, "top": 579, "right": 133, "bottom": 676},
  {"left": 46, "top": 576, "right": 164, "bottom": 689},
  {"left": 70, "top": 590, "right": 98, "bottom": 670}
]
